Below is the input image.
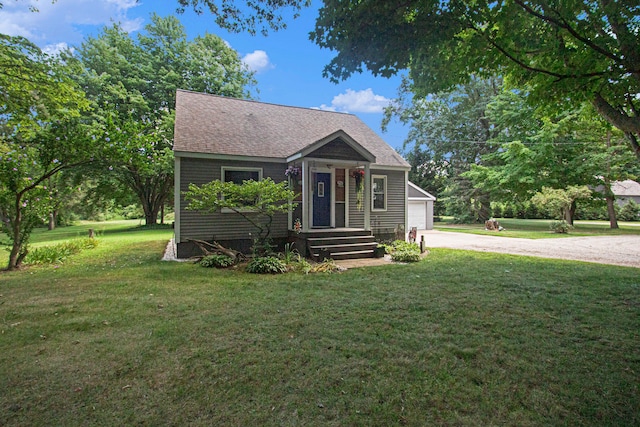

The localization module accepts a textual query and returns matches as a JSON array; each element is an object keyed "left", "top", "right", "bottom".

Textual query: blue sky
[{"left": 0, "top": 0, "right": 410, "bottom": 152}]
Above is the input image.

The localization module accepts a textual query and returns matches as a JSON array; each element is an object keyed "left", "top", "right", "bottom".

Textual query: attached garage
[{"left": 407, "top": 181, "right": 436, "bottom": 230}]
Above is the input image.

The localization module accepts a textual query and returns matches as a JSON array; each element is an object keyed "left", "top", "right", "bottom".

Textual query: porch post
[
  {"left": 301, "top": 159, "right": 309, "bottom": 232},
  {"left": 364, "top": 163, "right": 371, "bottom": 231}
]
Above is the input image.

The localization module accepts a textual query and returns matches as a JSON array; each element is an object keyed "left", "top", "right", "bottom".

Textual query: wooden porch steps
[{"left": 303, "top": 230, "right": 378, "bottom": 261}]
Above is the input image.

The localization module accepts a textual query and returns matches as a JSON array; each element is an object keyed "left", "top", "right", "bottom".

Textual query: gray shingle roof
[
  {"left": 174, "top": 89, "right": 410, "bottom": 169},
  {"left": 612, "top": 180, "right": 640, "bottom": 197}
]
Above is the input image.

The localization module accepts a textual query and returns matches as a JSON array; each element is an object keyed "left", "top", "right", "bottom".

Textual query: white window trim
[
  {"left": 372, "top": 174, "right": 387, "bottom": 212},
  {"left": 221, "top": 166, "right": 263, "bottom": 213}
]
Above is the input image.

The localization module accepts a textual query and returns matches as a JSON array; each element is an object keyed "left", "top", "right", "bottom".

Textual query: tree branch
[
  {"left": 513, "top": 0, "right": 623, "bottom": 65},
  {"left": 477, "top": 27, "right": 609, "bottom": 81}
]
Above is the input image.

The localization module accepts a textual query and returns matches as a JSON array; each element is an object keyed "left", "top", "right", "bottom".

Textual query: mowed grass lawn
[
  {"left": 435, "top": 217, "right": 640, "bottom": 239},
  {"left": 1, "top": 221, "right": 638, "bottom": 426}
]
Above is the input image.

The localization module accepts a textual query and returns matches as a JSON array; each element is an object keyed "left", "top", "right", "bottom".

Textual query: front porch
[{"left": 289, "top": 228, "right": 379, "bottom": 261}]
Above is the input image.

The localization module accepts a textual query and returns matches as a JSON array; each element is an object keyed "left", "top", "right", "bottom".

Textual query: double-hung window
[{"left": 372, "top": 175, "right": 387, "bottom": 211}]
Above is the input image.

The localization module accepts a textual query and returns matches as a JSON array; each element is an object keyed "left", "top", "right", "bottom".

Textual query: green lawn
[
  {"left": 0, "top": 222, "right": 638, "bottom": 426},
  {"left": 435, "top": 217, "right": 640, "bottom": 239}
]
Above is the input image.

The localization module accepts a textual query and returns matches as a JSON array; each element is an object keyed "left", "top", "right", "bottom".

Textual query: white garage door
[{"left": 408, "top": 201, "right": 426, "bottom": 230}]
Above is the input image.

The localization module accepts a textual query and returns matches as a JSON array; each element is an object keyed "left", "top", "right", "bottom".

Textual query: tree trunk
[
  {"left": 606, "top": 195, "right": 619, "bottom": 229},
  {"left": 603, "top": 171, "right": 619, "bottom": 229},
  {"left": 160, "top": 204, "right": 165, "bottom": 225},
  {"left": 128, "top": 171, "right": 172, "bottom": 226},
  {"left": 563, "top": 202, "right": 576, "bottom": 226},
  {"left": 48, "top": 210, "right": 57, "bottom": 231},
  {"left": 144, "top": 208, "right": 157, "bottom": 226},
  {"left": 7, "top": 242, "right": 21, "bottom": 271},
  {"left": 6, "top": 199, "right": 22, "bottom": 270}
]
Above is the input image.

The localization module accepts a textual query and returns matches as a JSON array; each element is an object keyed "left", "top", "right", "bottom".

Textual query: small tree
[
  {"left": 530, "top": 186, "right": 592, "bottom": 226},
  {"left": 184, "top": 178, "right": 296, "bottom": 254},
  {"left": 1, "top": 35, "right": 93, "bottom": 270}
]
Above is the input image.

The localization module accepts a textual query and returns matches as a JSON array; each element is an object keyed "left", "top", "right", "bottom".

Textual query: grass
[
  {"left": 435, "top": 217, "right": 640, "bottom": 239},
  {"left": 1, "top": 222, "right": 639, "bottom": 426}
]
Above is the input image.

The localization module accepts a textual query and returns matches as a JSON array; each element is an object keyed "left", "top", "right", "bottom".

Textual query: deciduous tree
[
  {"left": 531, "top": 186, "right": 592, "bottom": 225},
  {"left": 311, "top": 0, "right": 640, "bottom": 158},
  {"left": 466, "top": 92, "right": 638, "bottom": 227},
  {"left": 74, "top": 14, "right": 256, "bottom": 225},
  {"left": 384, "top": 76, "right": 502, "bottom": 222},
  {"left": 0, "top": 35, "right": 93, "bottom": 269}
]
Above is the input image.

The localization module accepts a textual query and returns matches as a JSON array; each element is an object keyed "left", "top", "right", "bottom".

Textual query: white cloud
[
  {"left": 318, "top": 88, "right": 392, "bottom": 113},
  {"left": 242, "top": 50, "right": 274, "bottom": 74},
  {"left": 42, "top": 42, "right": 74, "bottom": 56},
  {"left": 0, "top": 0, "right": 143, "bottom": 47}
]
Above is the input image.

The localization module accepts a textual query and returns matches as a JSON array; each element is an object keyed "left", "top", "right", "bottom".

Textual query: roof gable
[
  {"left": 408, "top": 181, "right": 436, "bottom": 200},
  {"left": 288, "top": 130, "right": 375, "bottom": 163},
  {"left": 173, "top": 90, "right": 409, "bottom": 169}
]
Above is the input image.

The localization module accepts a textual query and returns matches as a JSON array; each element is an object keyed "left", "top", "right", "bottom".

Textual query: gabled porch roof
[{"left": 287, "top": 130, "right": 376, "bottom": 164}]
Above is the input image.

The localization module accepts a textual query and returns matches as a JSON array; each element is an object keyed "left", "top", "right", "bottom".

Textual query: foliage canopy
[
  {"left": 184, "top": 178, "right": 296, "bottom": 252},
  {"left": 73, "top": 14, "right": 256, "bottom": 225},
  {"left": 0, "top": 35, "right": 95, "bottom": 270}
]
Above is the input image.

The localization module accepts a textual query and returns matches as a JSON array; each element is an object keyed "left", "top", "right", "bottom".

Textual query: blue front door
[{"left": 313, "top": 172, "right": 331, "bottom": 227}]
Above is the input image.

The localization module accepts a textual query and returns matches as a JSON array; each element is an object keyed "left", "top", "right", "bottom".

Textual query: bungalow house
[
  {"left": 173, "top": 89, "right": 411, "bottom": 260},
  {"left": 612, "top": 180, "right": 640, "bottom": 206}
]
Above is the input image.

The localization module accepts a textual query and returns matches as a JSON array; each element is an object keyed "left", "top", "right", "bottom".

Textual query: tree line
[
  {"left": 384, "top": 77, "right": 639, "bottom": 226},
  {"left": 1, "top": 14, "right": 256, "bottom": 270}
]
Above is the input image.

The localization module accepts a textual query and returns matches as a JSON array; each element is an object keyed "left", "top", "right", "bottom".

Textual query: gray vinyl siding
[
  {"left": 371, "top": 169, "right": 406, "bottom": 233},
  {"left": 347, "top": 169, "right": 406, "bottom": 231},
  {"left": 178, "top": 157, "right": 289, "bottom": 242},
  {"left": 408, "top": 184, "right": 425, "bottom": 198},
  {"left": 308, "top": 138, "right": 370, "bottom": 162}
]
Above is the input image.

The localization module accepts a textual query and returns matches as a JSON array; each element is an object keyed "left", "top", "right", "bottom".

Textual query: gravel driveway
[{"left": 419, "top": 230, "right": 640, "bottom": 268}]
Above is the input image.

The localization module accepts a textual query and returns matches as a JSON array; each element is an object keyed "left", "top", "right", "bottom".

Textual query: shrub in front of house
[
  {"left": 246, "top": 256, "right": 287, "bottom": 274},
  {"left": 200, "top": 254, "right": 235, "bottom": 268},
  {"left": 380, "top": 240, "right": 421, "bottom": 263}
]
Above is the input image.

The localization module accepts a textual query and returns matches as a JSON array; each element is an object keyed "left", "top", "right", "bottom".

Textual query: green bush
[
  {"left": 279, "top": 242, "right": 300, "bottom": 264},
  {"left": 491, "top": 203, "right": 504, "bottom": 218},
  {"left": 392, "top": 249, "right": 421, "bottom": 263},
  {"left": 291, "top": 257, "right": 312, "bottom": 274},
  {"left": 503, "top": 204, "right": 514, "bottom": 218},
  {"left": 619, "top": 200, "right": 640, "bottom": 221},
  {"left": 26, "top": 238, "right": 99, "bottom": 265},
  {"left": 549, "top": 220, "right": 573, "bottom": 234},
  {"left": 246, "top": 256, "right": 287, "bottom": 274},
  {"left": 381, "top": 240, "right": 421, "bottom": 263},
  {"left": 200, "top": 254, "right": 235, "bottom": 268}
]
